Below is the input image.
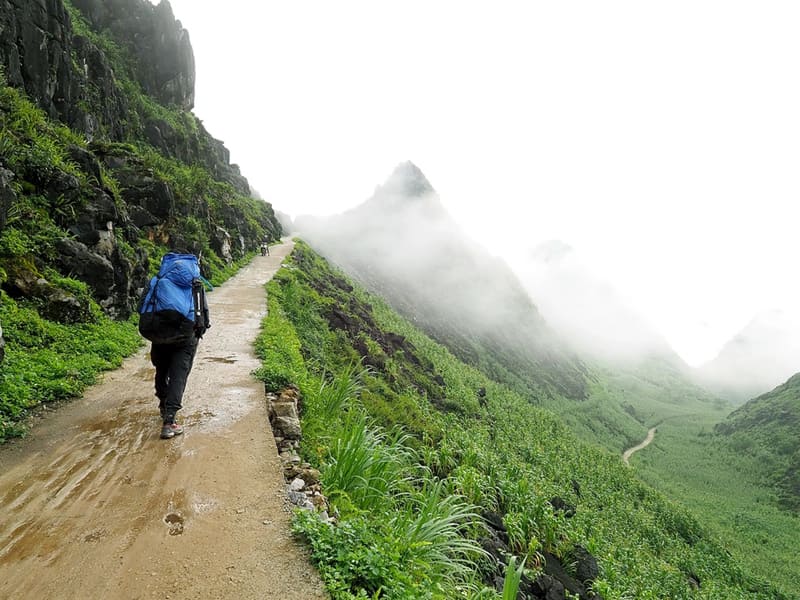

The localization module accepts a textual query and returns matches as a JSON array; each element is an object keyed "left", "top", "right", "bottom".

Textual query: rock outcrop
[
  {"left": 0, "top": 0, "right": 282, "bottom": 319},
  {"left": 71, "top": 0, "right": 195, "bottom": 110}
]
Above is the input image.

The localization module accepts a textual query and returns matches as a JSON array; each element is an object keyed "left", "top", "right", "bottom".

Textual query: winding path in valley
[
  {"left": 0, "top": 239, "right": 327, "bottom": 600},
  {"left": 622, "top": 427, "right": 657, "bottom": 465}
]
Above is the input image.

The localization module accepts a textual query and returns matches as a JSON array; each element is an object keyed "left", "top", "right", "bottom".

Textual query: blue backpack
[{"left": 138, "top": 253, "right": 210, "bottom": 344}]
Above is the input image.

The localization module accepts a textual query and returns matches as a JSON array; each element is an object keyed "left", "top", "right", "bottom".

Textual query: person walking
[
  {"left": 138, "top": 252, "right": 210, "bottom": 439},
  {"left": 151, "top": 333, "right": 200, "bottom": 438}
]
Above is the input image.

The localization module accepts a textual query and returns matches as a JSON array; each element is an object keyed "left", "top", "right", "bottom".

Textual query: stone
[
  {"left": 271, "top": 402, "right": 298, "bottom": 419},
  {"left": 0, "top": 167, "right": 17, "bottom": 233},
  {"left": 274, "top": 416, "right": 302, "bottom": 440},
  {"left": 572, "top": 545, "right": 600, "bottom": 584},
  {"left": 298, "top": 468, "right": 321, "bottom": 486},
  {"left": 287, "top": 491, "right": 307, "bottom": 507},
  {"left": 289, "top": 478, "right": 306, "bottom": 492}
]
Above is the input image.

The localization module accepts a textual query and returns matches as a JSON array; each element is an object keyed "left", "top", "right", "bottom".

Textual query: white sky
[{"left": 158, "top": 0, "right": 800, "bottom": 367}]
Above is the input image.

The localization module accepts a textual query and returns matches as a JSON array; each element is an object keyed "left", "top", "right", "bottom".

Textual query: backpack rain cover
[{"left": 139, "top": 253, "right": 205, "bottom": 344}]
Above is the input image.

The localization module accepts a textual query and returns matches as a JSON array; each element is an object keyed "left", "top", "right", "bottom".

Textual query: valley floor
[
  {"left": 631, "top": 412, "right": 800, "bottom": 596},
  {"left": 0, "top": 241, "right": 327, "bottom": 599}
]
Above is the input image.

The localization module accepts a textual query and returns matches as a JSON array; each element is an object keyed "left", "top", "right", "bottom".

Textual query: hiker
[
  {"left": 260, "top": 242, "right": 269, "bottom": 256},
  {"left": 138, "top": 252, "right": 210, "bottom": 439}
]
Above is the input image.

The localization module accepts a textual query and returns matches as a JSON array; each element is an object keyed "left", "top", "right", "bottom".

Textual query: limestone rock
[{"left": 274, "top": 416, "right": 302, "bottom": 440}]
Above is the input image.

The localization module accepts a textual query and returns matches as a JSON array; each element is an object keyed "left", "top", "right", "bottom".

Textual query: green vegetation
[
  {"left": 255, "top": 241, "right": 792, "bottom": 599},
  {"left": 633, "top": 410, "right": 800, "bottom": 596},
  {"left": 560, "top": 358, "right": 729, "bottom": 453},
  {"left": 715, "top": 373, "right": 800, "bottom": 511},
  {"left": 0, "top": 289, "right": 141, "bottom": 441}
]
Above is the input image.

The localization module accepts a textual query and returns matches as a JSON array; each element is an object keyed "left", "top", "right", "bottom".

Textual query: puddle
[
  {"left": 204, "top": 356, "right": 237, "bottom": 364},
  {"left": 192, "top": 388, "right": 255, "bottom": 433}
]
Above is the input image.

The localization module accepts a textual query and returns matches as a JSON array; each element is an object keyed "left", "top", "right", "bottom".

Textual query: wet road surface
[{"left": 0, "top": 240, "right": 327, "bottom": 599}]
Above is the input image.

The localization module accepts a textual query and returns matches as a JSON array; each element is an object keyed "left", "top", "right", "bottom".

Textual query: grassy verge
[{"left": 0, "top": 290, "right": 142, "bottom": 441}]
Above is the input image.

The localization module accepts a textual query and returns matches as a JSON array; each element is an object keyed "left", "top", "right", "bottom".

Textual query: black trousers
[{"left": 150, "top": 336, "right": 198, "bottom": 422}]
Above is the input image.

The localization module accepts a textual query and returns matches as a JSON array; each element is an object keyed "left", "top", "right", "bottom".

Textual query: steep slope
[
  {"left": 296, "top": 162, "right": 589, "bottom": 404},
  {"left": 256, "top": 240, "right": 793, "bottom": 599},
  {"left": 696, "top": 310, "right": 800, "bottom": 403},
  {"left": 507, "top": 240, "right": 727, "bottom": 451},
  {"left": 714, "top": 372, "right": 800, "bottom": 511}
]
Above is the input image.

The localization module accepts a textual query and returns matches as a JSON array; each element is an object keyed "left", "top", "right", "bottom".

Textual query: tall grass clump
[
  {"left": 287, "top": 363, "right": 488, "bottom": 598},
  {"left": 322, "top": 412, "right": 412, "bottom": 513}
]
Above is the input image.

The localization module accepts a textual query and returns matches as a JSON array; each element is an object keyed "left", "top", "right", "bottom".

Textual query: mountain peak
[{"left": 380, "top": 161, "right": 435, "bottom": 197}]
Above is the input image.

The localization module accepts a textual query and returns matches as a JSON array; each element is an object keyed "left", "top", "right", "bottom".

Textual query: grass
[
  {"left": 632, "top": 411, "right": 800, "bottom": 597},
  {"left": 0, "top": 290, "right": 142, "bottom": 441},
  {"left": 255, "top": 240, "right": 793, "bottom": 599}
]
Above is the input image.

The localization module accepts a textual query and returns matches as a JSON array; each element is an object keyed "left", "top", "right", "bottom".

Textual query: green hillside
[
  {"left": 255, "top": 240, "right": 791, "bottom": 599},
  {"left": 298, "top": 163, "right": 723, "bottom": 458},
  {"left": 632, "top": 406, "right": 800, "bottom": 595},
  {"left": 715, "top": 373, "right": 800, "bottom": 511},
  {"left": 569, "top": 356, "right": 729, "bottom": 453}
]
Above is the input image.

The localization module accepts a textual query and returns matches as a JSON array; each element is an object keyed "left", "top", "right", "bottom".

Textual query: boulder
[
  {"left": 55, "top": 238, "right": 115, "bottom": 301},
  {"left": 274, "top": 416, "right": 302, "bottom": 440},
  {"left": 572, "top": 546, "right": 600, "bottom": 585},
  {"left": 3, "top": 269, "right": 93, "bottom": 324}
]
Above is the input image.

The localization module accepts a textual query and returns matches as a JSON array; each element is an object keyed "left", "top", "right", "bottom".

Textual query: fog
[
  {"left": 295, "top": 162, "right": 552, "bottom": 343},
  {"left": 296, "top": 162, "right": 800, "bottom": 402},
  {"left": 696, "top": 310, "right": 800, "bottom": 402},
  {"left": 155, "top": 0, "right": 800, "bottom": 381},
  {"left": 508, "top": 240, "right": 679, "bottom": 365}
]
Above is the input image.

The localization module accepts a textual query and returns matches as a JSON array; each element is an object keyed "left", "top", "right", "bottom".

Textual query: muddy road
[{"left": 0, "top": 240, "right": 327, "bottom": 599}]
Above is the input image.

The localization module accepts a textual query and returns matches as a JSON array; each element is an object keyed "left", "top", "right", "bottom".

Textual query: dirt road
[
  {"left": 0, "top": 240, "right": 327, "bottom": 600},
  {"left": 623, "top": 427, "right": 656, "bottom": 465}
]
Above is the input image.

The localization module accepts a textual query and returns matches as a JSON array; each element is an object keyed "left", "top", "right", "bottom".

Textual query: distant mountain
[
  {"left": 508, "top": 241, "right": 725, "bottom": 451},
  {"left": 696, "top": 310, "right": 800, "bottom": 403},
  {"left": 513, "top": 240, "right": 681, "bottom": 366},
  {"left": 715, "top": 372, "right": 800, "bottom": 511},
  {"left": 295, "top": 161, "right": 589, "bottom": 402}
]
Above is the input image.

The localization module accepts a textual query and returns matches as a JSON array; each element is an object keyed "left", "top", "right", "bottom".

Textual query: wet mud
[{"left": 0, "top": 240, "right": 327, "bottom": 599}]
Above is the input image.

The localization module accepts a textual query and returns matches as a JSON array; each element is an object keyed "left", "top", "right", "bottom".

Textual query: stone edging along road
[{"left": 0, "top": 239, "right": 327, "bottom": 600}]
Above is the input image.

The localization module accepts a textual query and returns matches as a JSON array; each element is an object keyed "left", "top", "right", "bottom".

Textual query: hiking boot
[{"left": 160, "top": 422, "right": 184, "bottom": 439}]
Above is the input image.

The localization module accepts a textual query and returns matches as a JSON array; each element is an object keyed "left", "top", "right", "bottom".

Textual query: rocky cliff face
[
  {"left": 0, "top": 0, "right": 247, "bottom": 193},
  {"left": 0, "top": 0, "right": 191, "bottom": 128},
  {"left": 0, "top": 0, "right": 281, "bottom": 334},
  {"left": 72, "top": 0, "right": 195, "bottom": 111}
]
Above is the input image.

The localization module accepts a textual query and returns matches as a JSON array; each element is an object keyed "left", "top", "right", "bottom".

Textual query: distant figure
[
  {"left": 260, "top": 242, "right": 269, "bottom": 256},
  {"left": 138, "top": 252, "right": 211, "bottom": 439}
]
